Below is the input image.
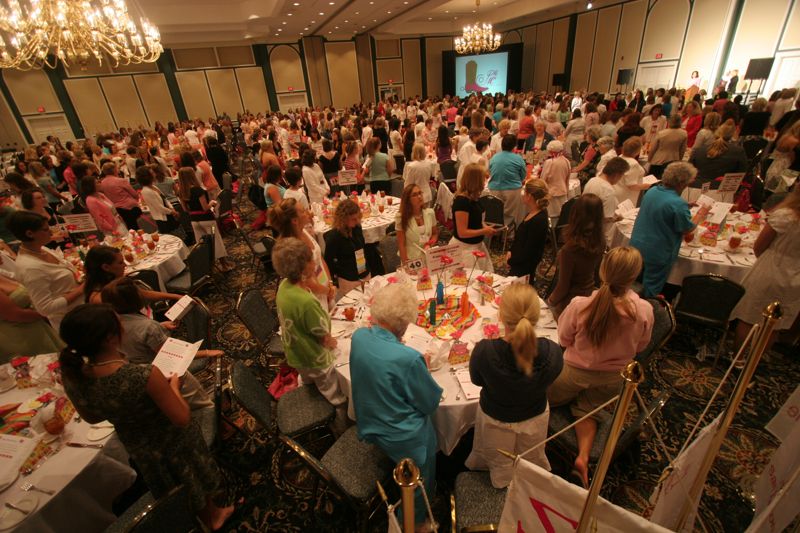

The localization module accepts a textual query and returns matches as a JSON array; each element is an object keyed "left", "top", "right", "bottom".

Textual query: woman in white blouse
[
  {"left": 402, "top": 143, "right": 433, "bottom": 206},
  {"left": 396, "top": 184, "right": 438, "bottom": 265},
  {"left": 301, "top": 149, "right": 330, "bottom": 204},
  {"left": 136, "top": 166, "right": 179, "bottom": 234},
  {"left": 9, "top": 211, "right": 84, "bottom": 331}
]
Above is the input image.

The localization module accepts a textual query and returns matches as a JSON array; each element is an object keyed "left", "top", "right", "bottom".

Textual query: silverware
[
  {"left": 20, "top": 482, "right": 55, "bottom": 495},
  {"left": 66, "top": 442, "right": 104, "bottom": 449},
  {"left": 4, "top": 502, "right": 29, "bottom": 515},
  {"left": 334, "top": 361, "right": 349, "bottom": 368}
]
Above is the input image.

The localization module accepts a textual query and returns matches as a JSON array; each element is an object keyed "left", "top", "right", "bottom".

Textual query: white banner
[
  {"left": 649, "top": 414, "right": 722, "bottom": 532},
  {"left": 746, "top": 423, "right": 800, "bottom": 533},
  {"left": 765, "top": 384, "right": 800, "bottom": 442},
  {"left": 499, "top": 458, "right": 670, "bottom": 532}
]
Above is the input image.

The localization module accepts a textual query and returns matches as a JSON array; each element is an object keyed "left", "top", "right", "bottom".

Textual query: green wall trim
[
  {"left": 297, "top": 39, "right": 314, "bottom": 107},
  {"left": 419, "top": 37, "right": 427, "bottom": 99},
  {"left": 156, "top": 52, "right": 188, "bottom": 122},
  {"left": 42, "top": 62, "right": 85, "bottom": 139},
  {"left": 255, "top": 45, "right": 281, "bottom": 111},
  {"left": 369, "top": 36, "right": 379, "bottom": 102},
  {"left": 563, "top": 14, "right": 578, "bottom": 93},
  {"left": 0, "top": 71, "right": 33, "bottom": 144},
  {"left": 714, "top": 0, "right": 746, "bottom": 88}
]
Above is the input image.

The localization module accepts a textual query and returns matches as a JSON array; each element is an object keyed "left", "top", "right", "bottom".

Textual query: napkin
[{"left": 702, "top": 252, "right": 728, "bottom": 263}]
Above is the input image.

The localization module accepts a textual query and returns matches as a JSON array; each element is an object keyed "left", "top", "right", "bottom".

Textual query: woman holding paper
[
  {"left": 59, "top": 304, "right": 236, "bottom": 531},
  {"left": 396, "top": 184, "right": 438, "bottom": 266},
  {"left": 467, "top": 283, "right": 563, "bottom": 488}
]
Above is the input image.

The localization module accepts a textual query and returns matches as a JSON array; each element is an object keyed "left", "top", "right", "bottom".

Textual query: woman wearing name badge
[
  {"left": 324, "top": 199, "right": 371, "bottom": 297},
  {"left": 451, "top": 163, "right": 496, "bottom": 272},
  {"left": 396, "top": 184, "right": 438, "bottom": 268}
]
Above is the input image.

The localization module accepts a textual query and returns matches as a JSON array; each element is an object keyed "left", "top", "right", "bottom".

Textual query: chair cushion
[
  {"left": 548, "top": 405, "right": 611, "bottom": 462},
  {"left": 454, "top": 471, "right": 506, "bottom": 531},
  {"left": 104, "top": 493, "right": 155, "bottom": 533},
  {"left": 268, "top": 336, "right": 285, "bottom": 355},
  {"left": 320, "top": 426, "right": 393, "bottom": 503},
  {"left": 165, "top": 270, "right": 191, "bottom": 293},
  {"left": 276, "top": 385, "right": 335, "bottom": 435}
]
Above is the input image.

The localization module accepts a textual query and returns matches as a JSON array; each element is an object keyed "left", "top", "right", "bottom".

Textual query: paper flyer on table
[
  {"left": 615, "top": 199, "right": 635, "bottom": 217},
  {"left": 152, "top": 338, "right": 203, "bottom": 377},
  {"left": 164, "top": 295, "right": 195, "bottom": 322},
  {"left": 0, "top": 434, "right": 37, "bottom": 483},
  {"left": 455, "top": 368, "right": 481, "bottom": 400}
]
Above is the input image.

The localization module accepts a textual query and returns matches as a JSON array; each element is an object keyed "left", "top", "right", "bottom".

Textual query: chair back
[
  {"left": 236, "top": 288, "right": 278, "bottom": 346},
  {"left": 222, "top": 172, "right": 233, "bottom": 191},
  {"left": 155, "top": 181, "right": 175, "bottom": 198},
  {"left": 182, "top": 297, "right": 211, "bottom": 348},
  {"left": 127, "top": 269, "right": 160, "bottom": 292},
  {"left": 384, "top": 221, "right": 396, "bottom": 235},
  {"left": 674, "top": 274, "right": 745, "bottom": 327},
  {"left": 216, "top": 189, "right": 233, "bottom": 218},
  {"left": 230, "top": 361, "right": 273, "bottom": 429},
  {"left": 136, "top": 216, "right": 158, "bottom": 234},
  {"left": 440, "top": 160, "right": 457, "bottom": 182},
  {"left": 390, "top": 178, "right": 405, "bottom": 198},
  {"left": 393, "top": 154, "right": 405, "bottom": 175},
  {"left": 186, "top": 241, "right": 212, "bottom": 289},
  {"left": 636, "top": 296, "right": 676, "bottom": 364},
  {"left": 742, "top": 138, "right": 768, "bottom": 161},
  {"left": 556, "top": 196, "right": 578, "bottom": 229},
  {"left": 378, "top": 233, "right": 400, "bottom": 273},
  {"left": 125, "top": 485, "right": 195, "bottom": 533},
  {"left": 478, "top": 194, "right": 505, "bottom": 226}
]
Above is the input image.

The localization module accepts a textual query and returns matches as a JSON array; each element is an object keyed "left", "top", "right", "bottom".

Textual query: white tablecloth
[
  {"left": 0, "top": 355, "right": 136, "bottom": 533},
  {"left": 313, "top": 197, "right": 401, "bottom": 250},
  {"left": 331, "top": 273, "right": 559, "bottom": 455},
  {"left": 611, "top": 209, "right": 758, "bottom": 285},
  {"left": 126, "top": 234, "right": 189, "bottom": 291}
]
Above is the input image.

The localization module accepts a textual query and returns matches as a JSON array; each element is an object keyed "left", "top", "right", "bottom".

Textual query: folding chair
[
  {"left": 235, "top": 288, "right": 284, "bottom": 360},
  {"left": 104, "top": 485, "right": 195, "bottom": 533},
  {"left": 164, "top": 241, "right": 213, "bottom": 295},
  {"left": 479, "top": 193, "right": 511, "bottom": 253},
  {"left": 451, "top": 471, "right": 506, "bottom": 533}
]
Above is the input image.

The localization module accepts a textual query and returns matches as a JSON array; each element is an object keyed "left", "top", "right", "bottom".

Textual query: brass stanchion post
[
  {"left": 394, "top": 458, "right": 420, "bottom": 533},
  {"left": 576, "top": 360, "right": 644, "bottom": 533}
]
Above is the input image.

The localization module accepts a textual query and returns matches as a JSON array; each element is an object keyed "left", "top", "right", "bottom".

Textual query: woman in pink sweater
[
  {"left": 81, "top": 176, "right": 127, "bottom": 234},
  {"left": 548, "top": 246, "right": 653, "bottom": 487}
]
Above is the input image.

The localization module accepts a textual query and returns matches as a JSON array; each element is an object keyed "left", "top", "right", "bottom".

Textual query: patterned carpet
[{"left": 162, "top": 196, "right": 798, "bottom": 533}]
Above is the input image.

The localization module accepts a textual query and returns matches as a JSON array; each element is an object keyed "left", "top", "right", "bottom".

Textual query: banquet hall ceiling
[{"left": 135, "top": 0, "right": 579, "bottom": 45}]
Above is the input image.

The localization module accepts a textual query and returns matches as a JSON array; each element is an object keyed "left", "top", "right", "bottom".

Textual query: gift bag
[{"left": 268, "top": 365, "right": 299, "bottom": 400}]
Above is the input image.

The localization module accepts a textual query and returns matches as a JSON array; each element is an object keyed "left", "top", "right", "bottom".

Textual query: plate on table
[
  {"left": 0, "top": 471, "right": 19, "bottom": 494},
  {"left": 86, "top": 423, "right": 114, "bottom": 442},
  {"left": 0, "top": 495, "right": 38, "bottom": 530},
  {"left": 722, "top": 244, "right": 744, "bottom": 254},
  {"left": 15, "top": 399, "right": 42, "bottom": 414},
  {"left": 0, "top": 381, "right": 15, "bottom": 394}
]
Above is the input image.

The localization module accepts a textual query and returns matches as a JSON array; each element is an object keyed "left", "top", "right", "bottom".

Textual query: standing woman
[
  {"left": 647, "top": 114, "right": 688, "bottom": 178},
  {"left": 450, "top": 163, "right": 496, "bottom": 272},
  {"left": 507, "top": 179, "right": 550, "bottom": 284},
  {"left": 685, "top": 71, "right": 702, "bottom": 102},
  {"left": 466, "top": 283, "right": 564, "bottom": 488},
  {"left": 682, "top": 101, "right": 704, "bottom": 148},
  {"left": 402, "top": 143, "right": 434, "bottom": 206},
  {"left": 364, "top": 137, "right": 394, "bottom": 195},
  {"left": 318, "top": 139, "right": 341, "bottom": 194},
  {"left": 434, "top": 125, "right": 453, "bottom": 163},
  {"left": 396, "top": 184, "right": 438, "bottom": 266},
  {"left": 549, "top": 247, "right": 653, "bottom": 487},
  {"left": 301, "top": 149, "right": 330, "bottom": 204},
  {"left": 81, "top": 176, "right": 128, "bottom": 235},
  {"left": 177, "top": 167, "right": 235, "bottom": 272},
  {"left": 136, "top": 166, "right": 180, "bottom": 234},
  {"left": 323, "top": 199, "right": 371, "bottom": 296},
  {"left": 9, "top": 211, "right": 85, "bottom": 331}
]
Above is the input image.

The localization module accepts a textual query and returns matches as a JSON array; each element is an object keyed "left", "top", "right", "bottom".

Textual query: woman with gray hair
[
  {"left": 629, "top": 162, "right": 710, "bottom": 297},
  {"left": 594, "top": 136, "right": 618, "bottom": 175},
  {"left": 273, "top": 237, "right": 347, "bottom": 427},
  {"left": 349, "top": 283, "right": 442, "bottom": 531}
]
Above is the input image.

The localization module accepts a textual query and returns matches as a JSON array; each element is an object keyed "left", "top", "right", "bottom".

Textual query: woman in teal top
[
  {"left": 629, "top": 162, "right": 709, "bottom": 297},
  {"left": 272, "top": 238, "right": 347, "bottom": 420},
  {"left": 365, "top": 137, "right": 394, "bottom": 195},
  {"left": 350, "top": 283, "right": 442, "bottom": 529},
  {"left": 263, "top": 164, "right": 286, "bottom": 208}
]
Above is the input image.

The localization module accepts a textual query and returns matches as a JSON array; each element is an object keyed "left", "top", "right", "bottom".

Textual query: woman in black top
[
  {"left": 614, "top": 112, "right": 645, "bottom": 152},
  {"left": 507, "top": 179, "right": 549, "bottom": 284},
  {"left": 177, "top": 167, "right": 234, "bottom": 271},
  {"left": 466, "top": 283, "right": 564, "bottom": 488},
  {"left": 323, "top": 199, "right": 371, "bottom": 297},
  {"left": 373, "top": 116, "right": 390, "bottom": 155},
  {"left": 451, "top": 163, "right": 496, "bottom": 272},
  {"left": 739, "top": 97, "right": 771, "bottom": 138},
  {"left": 318, "top": 139, "right": 341, "bottom": 192}
]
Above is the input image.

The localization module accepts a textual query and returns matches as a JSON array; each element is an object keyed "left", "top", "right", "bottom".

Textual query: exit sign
[
  {"left": 288, "top": 86, "right": 294, "bottom": 92},
  {"left": 388, "top": 79, "right": 393, "bottom": 84},
  {"left": 655, "top": 53, "right": 663, "bottom": 59}
]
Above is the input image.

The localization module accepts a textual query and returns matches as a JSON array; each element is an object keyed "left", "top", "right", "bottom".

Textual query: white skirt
[{"left": 448, "top": 237, "right": 494, "bottom": 273}]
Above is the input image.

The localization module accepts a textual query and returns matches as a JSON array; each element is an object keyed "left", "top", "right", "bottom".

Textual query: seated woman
[
  {"left": 272, "top": 238, "right": 347, "bottom": 429},
  {"left": 548, "top": 247, "right": 653, "bottom": 488},
  {"left": 507, "top": 179, "right": 550, "bottom": 284},
  {"left": 688, "top": 123, "right": 747, "bottom": 191},
  {"left": 396, "top": 184, "right": 438, "bottom": 267},
  {"left": 59, "top": 304, "right": 235, "bottom": 530},
  {"left": 466, "top": 283, "right": 563, "bottom": 488},
  {"left": 349, "top": 283, "right": 442, "bottom": 531},
  {"left": 0, "top": 270, "right": 63, "bottom": 362},
  {"left": 523, "top": 120, "right": 554, "bottom": 154},
  {"left": 20, "top": 188, "right": 67, "bottom": 248},
  {"left": 83, "top": 245, "right": 182, "bottom": 304},
  {"left": 451, "top": 163, "right": 496, "bottom": 272},
  {"left": 323, "top": 199, "right": 371, "bottom": 296},
  {"left": 547, "top": 194, "right": 606, "bottom": 318}
]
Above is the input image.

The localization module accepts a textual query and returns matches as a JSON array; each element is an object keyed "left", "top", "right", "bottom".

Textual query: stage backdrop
[{"left": 443, "top": 43, "right": 523, "bottom": 97}]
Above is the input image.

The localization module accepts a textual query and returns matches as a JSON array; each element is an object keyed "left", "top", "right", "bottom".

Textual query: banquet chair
[
  {"left": 237, "top": 223, "right": 276, "bottom": 278},
  {"left": 235, "top": 288, "right": 285, "bottom": 359},
  {"left": 450, "top": 471, "right": 506, "bottom": 533},
  {"left": 384, "top": 222, "right": 396, "bottom": 235},
  {"left": 279, "top": 426, "right": 393, "bottom": 532},
  {"left": 673, "top": 274, "right": 746, "bottom": 366},
  {"left": 440, "top": 160, "right": 458, "bottom": 185},
  {"left": 136, "top": 216, "right": 158, "bottom": 234},
  {"left": 390, "top": 178, "right": 405, "bottom": 198},
  {"left": 164, "top": 241, "right": 213, "bottom": 296},
  {"left": 230, "top": 361, "right": 273, "bottom": 432},
  {"left": 393, "top": 154, "right": 406, "bottom": 176},
  {"left": 378, "top": 233, "right": 401, "bottom": 273},
  {"left": 635, "top": 296, "right": 676, "bottom": 366},
  {"left": 216, "top": 189, "right": 233, "bottom": 220},
  {"left": 104, "top": 485, "right": 196, "bottom": 533},
  {"left": 479, "top": 194, "right": 512, "bottom": 253}
]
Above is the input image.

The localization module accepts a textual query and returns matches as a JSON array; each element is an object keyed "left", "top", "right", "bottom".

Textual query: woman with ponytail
[
  {"left": 688, "top": 122, "right": 747, "bottom": 190},
  {"left": 466, "top": 283, "right": 564, "bottom": 488},
  {"left": 59, "top": 304, "right": 236, "bottom": 530},
  {"left": 548, "top": 246, "right": 653, "bottom": 487},
  {"left": 507, "top": 179, "right": 550, "bottom": 285}
]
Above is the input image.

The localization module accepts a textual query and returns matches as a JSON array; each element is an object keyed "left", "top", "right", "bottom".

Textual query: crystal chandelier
[
  {"left": 454, "top": 0, "right": 501, "bottom": 55},
  {"left": 0, "top": 0, "right": 163, "bottom": 71}
]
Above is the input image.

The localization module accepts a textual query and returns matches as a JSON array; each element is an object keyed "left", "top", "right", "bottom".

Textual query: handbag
[{"left": 267, "top": 365, "right": 299, "bottom": 400}]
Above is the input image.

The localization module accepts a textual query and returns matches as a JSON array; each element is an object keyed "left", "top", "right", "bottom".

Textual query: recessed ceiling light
[
  {"left": 277, "top": 28, "right": 282, "bottom": 31},
  {"left": 427, "top": 16, "right": 431, "bottom": 19},
  {"left": 293, "top": 2, "right": 300, "bottom": 4},
  {"left": 362, "top": 25, "right": 366, "bottom": 28},
  {"left": 288, "top": 13, "right": 292, "bottom": 16},
  {"left": 335, "top": 26, "right": 339, "bottom": 29},
  {"left": 282, "top": 21, "right": 287, "bottom": 24},
  {"left": 319, "top": 12, "right": 324, "bottom": 15},
  {"left": 355, "top": 11, "right": 359, "bottom": 14},
  {"left": 329, "top": 1, "right": 335, "bottom": 4},
  {"left": 445, "top": 10, "right": 448, "bottom": 13},
  {"left": 248, "top": 14, "right": 259, "bottom": 20},
  {"left": 304, "top": 27, "right": 309, "bottom": 30},
  {"left": 373, "top": 19, "right": 377, "bottom": 22},
  {"left": 311, "top": 20, "right": 315, "bottom": 23},
  {"left": 300, "top": 32, "right": 304, "bottom": 34},
  {"left": 344, "top": 19, "right": 348, "bottom": 22},
  {"left": 387, "top": 10, "right": 391, "bottom": 13},
  {"left": 328, "top": 31, "right": 331, "bottom": 33}
]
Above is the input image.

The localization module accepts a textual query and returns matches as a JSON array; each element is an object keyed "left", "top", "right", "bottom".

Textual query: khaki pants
[
  {"left": 548, "top": 363, "right": 622, "bottom": 419},
  {"left": 489, "top": 188, "right": 525, "bottom": 227}
]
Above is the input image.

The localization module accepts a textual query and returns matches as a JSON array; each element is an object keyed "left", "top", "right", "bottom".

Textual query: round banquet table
[
  {"left": 0, "top": 354, "right": 135, "bottom": 533},
  {"left": 125, "top": 234, "right": 190, "bottom": 291},
  {"left": 611, "top": 208, "right": 760, "bottom": 285},
  {"left": 330, "top": 273, "right": 559, "bottom": 455},
  {"left": 312, "top": 197, "right": 401, "bottom": 251}
]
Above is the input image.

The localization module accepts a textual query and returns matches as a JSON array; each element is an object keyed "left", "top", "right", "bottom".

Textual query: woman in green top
[
  {"left": 272, "top": 237, "right": 347, "bottom": 425},
  {"left": 0, "top": 271, "right": 64, "bottom": 362},
  {"left": 365, "top": 136, "right": 394, "bottom": 195}
]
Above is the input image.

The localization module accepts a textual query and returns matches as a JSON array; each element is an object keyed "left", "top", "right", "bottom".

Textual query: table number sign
[
  {"left": 404, "top": 257, "right": 425, "bottom": 272},
  {"left": 425, "top": 243, "right": 465, "bottom": 272},
  {"left": 62, "top": 214, "right": 98, "bottom": 233},
  {"left": 337, "top": 169, "right": 358, "bottom": 186}
]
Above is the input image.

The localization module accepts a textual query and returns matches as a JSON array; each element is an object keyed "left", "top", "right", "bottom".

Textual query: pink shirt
[
  {"left": 63, "top": 166, "right": 77, "bottom": 196},
  {"left": 86, "top": 193, "right": 120, "bottom": 233},
  {"left": 98, "top": 176, "right": 139, "bottom": 209},
  {"left": 558, "top": 289, "right": 653, "bottom": 372}
]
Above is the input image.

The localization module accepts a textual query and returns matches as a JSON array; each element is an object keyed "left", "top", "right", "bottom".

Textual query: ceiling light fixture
[
  {"left": 0, "top": 0, "right": 162, "bottom": 70},
  {"left": 586, "top": 1, "right": 593, "bottom": 8},
  {"left": 454, "top": 0, "right": 501, "bottom": 55}
]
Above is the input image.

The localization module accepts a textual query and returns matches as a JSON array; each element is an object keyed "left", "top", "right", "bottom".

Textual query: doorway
[
  {"left": 23, "top": 114, "right": 75, "bottom": 144},
  {"left": 635, "top": 61, "right": 678, "bottom": 91}
]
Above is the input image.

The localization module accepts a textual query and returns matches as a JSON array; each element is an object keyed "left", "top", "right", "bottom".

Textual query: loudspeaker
[
  {"left": 744, "top": 58, "right": 774, "bottom": 80},
  {"left": 552, "top": 73, "right": 566, "bottom": 86},
  {"left": 616, "top": 69, "right": 633, "bottom": 85}
]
